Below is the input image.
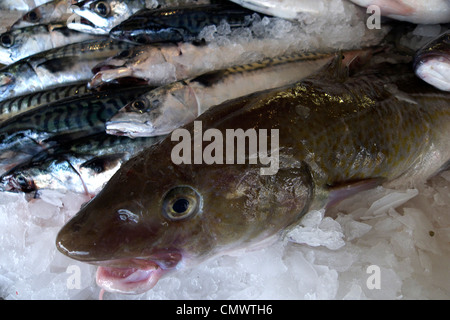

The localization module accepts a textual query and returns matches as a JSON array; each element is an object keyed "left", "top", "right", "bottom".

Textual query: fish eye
[
  {"left": 0, "top": 33, "right": 14, "bottom": 48},
  {"left": 162, "top": 186, "right": 202, "bottom": 221},
  {"left": 132, "top": 99, "right": 148, "bottom": 112},
  {"left": 25, "top": 10, "right": 40, "bottom": 22},
  {"left": 95, "top": 1, "right": 111, "bottom": 17}
]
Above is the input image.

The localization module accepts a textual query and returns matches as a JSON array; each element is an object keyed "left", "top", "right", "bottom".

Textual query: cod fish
[
  {"left": 10, "top": 0, "right": 74, "bottom": 29},
  {"left": 0, "top": 85, "right": 151, "bottom": 175},
  {"left": 0, "top": 38, "right": 133, "bottom": 102},
  {"left": 414, "top": 30, "right": 450, "bottom": 92},
  {"left": 348, "top": 0, "right": 450, "bottom": 24},
  {"left": 109, "top": 2, "right": 258, "bottom": 44},
  {"left": 56, "top": 58, "right": 450, "bottom": 294},
  {"left": 0, "top": 24, "right": 100, "bottom": 65},
  {"left": 107, "top": 52, "right": 334, "bottom": 137},
  {"left": 1, "top": 133, "right": 162, "bottom": 195}
]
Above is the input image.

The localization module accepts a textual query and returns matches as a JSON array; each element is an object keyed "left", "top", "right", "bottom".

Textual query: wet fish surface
[
  {"left": 56, "top": 58, "right": 450, "bottom": 295},
  {"left": 10, "top": 0, "right": 74, "bottom": 29},
  {"left": 0, "top": 85, "right": 151, "bottom": 175},
  {"left": 0, "top": 132, "right": 162, "bottom": 195},
  {"left": 0, "top": 24, "right": 99, "bottom": 65},
  {"left": 349, "top": 0, "right": 450, "bottom": 24},
  {"left": 0, "top": 82, "right": 88, "bottom": 121},
  {"left": 109, "top": 2, "right": 259, "bottom": 44},
  {"left": 414, "top": 30, "right": 450, "bottom": 92},
  {"left": 107, "top": 52, "right": 334, "bottom": 137},
  {"left": 0, "top": 38, "right": 133, "bottom": 102}
]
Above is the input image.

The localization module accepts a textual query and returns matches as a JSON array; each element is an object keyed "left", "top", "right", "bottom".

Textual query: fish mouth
[
  {"left": 94, "top": 254, "right": 181, "bottom": 294},
  {"left": 106, "top": 120, "right": 156, "bottom": 138},
  {"left": 89, "top": 67, "right": 148, "bottom": 89},
  {"left": 67, "top": 17, "right": 105, "bottom": 34}
]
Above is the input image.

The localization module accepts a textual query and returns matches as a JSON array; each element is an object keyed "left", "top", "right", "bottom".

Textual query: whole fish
[
  {"left": 56, "top": 59, "right": 450, "bottom": 294},
  {"left": 107, "top": 52, "right": 334, "bottom": 137},
  {"left": 68, "top": 0, "right": 213, "bottom": 35},
  {"left": 0, "top": 24, "right": 99, "bottom": 65},
  {"left": 10, "top": 0, "right": 74, "bottom": 29},
  {"left": 414, "top": 30, "right": 450, "bottom": 92},
  {"left": 0, "top": 38, "right": 133, "bottom": 102},
  {"left": 349, "top": 0, "right": 450, "bottom": 24},
  {"left": 0, "top": 0, "right": 52, "bottom": 11},
  {"left": 0, "top": 133, "right": 162, "bottom": 195},
  {"left": 0, "top": 82, "right": 88, "bottom": 121},
  {"left": 0, "top": 85, "right": 151, "bottom": 175},
  {"left": 88, "top": 41, "right": 330, "bottom": 90},
  {"left": 109, "top": 2, "right": 258, "bottom": 44}
]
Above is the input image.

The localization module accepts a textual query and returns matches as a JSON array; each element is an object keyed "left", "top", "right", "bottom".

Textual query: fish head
[
  {"left": 89, "top": 44, "right": 176, "bottom": 89},
  {"left": 57, "top": 110, "right": 314, "bottom": 293},
  {"left": 107, "top": 82, "right": 199, "bottom": 137},
  {"left": 0, "top": 171, "right": 37, "bottom": 193},
  {"left": 0, "top": 31, "right": 18, "bottom": 65},
  {"left": 69, "top": 0, "right": 146, "bottom": 35},
  {"left": 414, "top": 31, "right": 450, "bottom": 91}
]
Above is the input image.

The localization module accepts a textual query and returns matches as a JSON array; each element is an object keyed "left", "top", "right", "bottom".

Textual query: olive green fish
[{"left": 56, "top": 58, "right": 450, "bottom": 295}]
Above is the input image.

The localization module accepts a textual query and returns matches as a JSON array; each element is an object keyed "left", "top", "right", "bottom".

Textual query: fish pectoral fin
[
  {"left": 80, "top": 153, "right": 126, "bottom": 173},
  {"left": 326, "top": 177, "right": 385, "bottom": 209},
  {"left": 37, "top": 57, "right": 80, "bottom": 73}
]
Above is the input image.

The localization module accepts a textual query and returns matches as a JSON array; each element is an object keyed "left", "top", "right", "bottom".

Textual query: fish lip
[{"left": 94, "top": 255, "right": 182, "bottom": 294}]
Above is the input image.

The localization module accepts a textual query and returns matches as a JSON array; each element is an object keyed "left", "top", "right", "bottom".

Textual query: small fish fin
[
  {"left": 80, "top": 153, "right": 126, "bottom": 174},
  {"left": 192, "top": 69, "right": 227, "bottom": 87},
  {"left": 326, "top": 178, "right": 385, "bottom": 209},
  {"left": 318, "top": 52, "right": 349, "bottom": 82},
  {"left": 37, "top": 56, "right": 80, "bottom": 73}
]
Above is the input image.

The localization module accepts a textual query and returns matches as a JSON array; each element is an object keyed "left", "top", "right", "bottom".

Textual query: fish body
[
  {"left": 0, "top": 24, "right": 100, "bottom": 65},
  {"left": 349, "top": 0, "right": 450, "bottom": 24},
  {"left": 109, "top": 3, "right": 258, "bottom": 44},
  {"left": 0, "top": 85, "right": 151, "bottom": 175},
  {"left": 11, "top": 0, "right": 73, "bottom": 29},
  {"left": 0, "top": 38, "right": 133, "bottom": 102},
  {"left": 1, "top": 133, "right": 162, "bottom": 195},
  {"left": 107, "top": 52, "right": 334, "bottom": 137},
  {"left": 0, "top": 82, "right": 88, "bottom": 121},
  {"left": 56, "top": 60, "right": 450, "bottom": 294},
  {"left": 414, "top": 30, "right": 450, "bottom": 92},
  {"left": 0, "top": 0, "right": 52, "bottom": 11}
]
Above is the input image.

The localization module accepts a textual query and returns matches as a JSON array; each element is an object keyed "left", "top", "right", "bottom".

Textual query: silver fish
[
  {"left": 10, "top": 0, "right": 74, "bottom": 29},
  {"left": 0, "top": 24, "right": 100, "bottom": 65},
  {"left": 414, "top": 30, "right": 450, "bottom": 92},
  {"left": 0, "top": 0, "right": 52, "bottom": 11},
  {"left": 68, "top": 0, "right": 150, "bottom": 35},
  {"left": 0, "top": 38, "right": 133, "bottom": 102},
  {"left": 1, "top": 133, "right": 162, "bottom": 195},
  {"left": 106, "top": 52, "right": 335, "bottom": 137}
]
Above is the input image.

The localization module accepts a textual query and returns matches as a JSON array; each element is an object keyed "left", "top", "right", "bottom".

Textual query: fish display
[
  {"left": 106, "top": 52, "right": 334, "bottom": 137},
  {"left": 348, "top": 0, "right": 450, "bottom": 24},
  {"left": 0, "top": 133, "right": 162, "bottom": 195},
  {"left": 0, "top": 24, "right": 100, "bottom": 65},
  {"left": 10, "top": 0, "right": 73, "bottom": 29},
  {"left": 0, "top": 38, "right": 133, "bottom": 102},
  {"left": 414, "top": 30, "right": 450, "bottom": 92},
  {"left": 56, "top": 59, "right": 450, "bottom": 294},
  {"left": 109, "top": 2, "right": 258, "bottom": 44},
  {"left": 0, "top": 86, "right": 151, "bottom": 175}
]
